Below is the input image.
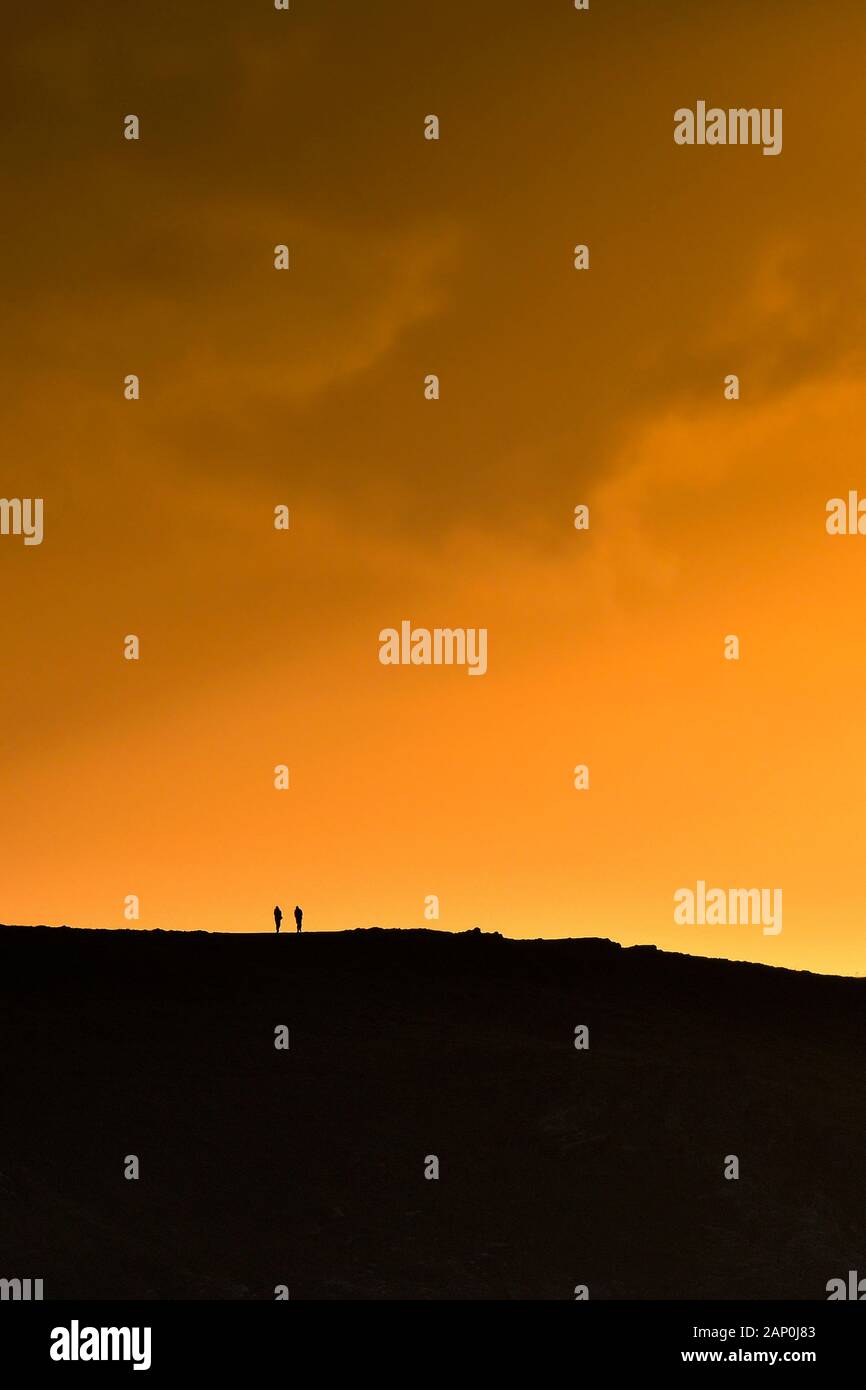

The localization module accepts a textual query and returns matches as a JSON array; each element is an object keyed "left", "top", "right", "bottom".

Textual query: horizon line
[{"left": 0, "top": 921, "right": 862, "bottom": 982}]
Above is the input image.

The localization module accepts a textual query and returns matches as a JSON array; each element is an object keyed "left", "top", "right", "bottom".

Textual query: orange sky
[{"left": 2, "top": 1, "right": 866, "bottom": 975}]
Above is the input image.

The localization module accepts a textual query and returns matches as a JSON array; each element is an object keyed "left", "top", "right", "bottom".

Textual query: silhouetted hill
[{"left": 0, "top": 925, "right": 862, "bottom": 1299}]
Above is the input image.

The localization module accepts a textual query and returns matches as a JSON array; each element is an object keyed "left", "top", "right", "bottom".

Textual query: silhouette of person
[
  {"left": 294, "top": 905, "right": 303, "bottom": 933},
  {"left": 274, "top": 905, "right": 282, "bottom": 934}
]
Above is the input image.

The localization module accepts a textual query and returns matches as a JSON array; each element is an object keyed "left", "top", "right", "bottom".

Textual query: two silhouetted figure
[{"left": 274, "top": 904, "right": 303, "bottom": 934}]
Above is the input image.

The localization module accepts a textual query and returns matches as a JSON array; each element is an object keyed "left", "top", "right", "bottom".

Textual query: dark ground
[{"left": 0, "top": 925, "right": 862, "bottom": 1300}]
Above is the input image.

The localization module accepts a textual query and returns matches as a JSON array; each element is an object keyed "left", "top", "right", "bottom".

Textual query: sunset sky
[{"left": 2, "top": 1, "right": 866, "bottom": 975}]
